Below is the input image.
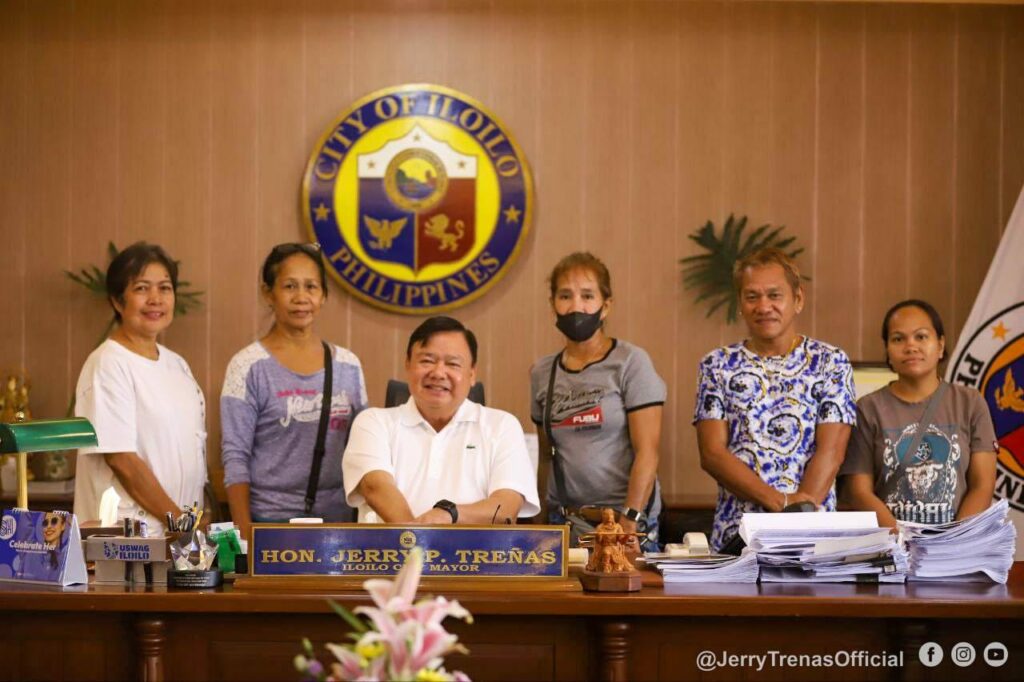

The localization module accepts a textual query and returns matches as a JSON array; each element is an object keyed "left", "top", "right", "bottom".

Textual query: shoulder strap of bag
[
  {"left": 543, "top": 352, "right": 571, "bottom": 508},
  {"left": 304, "top": 341, "right": 334, "bottom": 515},
  {"left": 900, "top": 382, "right": 948, "bottom": 472}
]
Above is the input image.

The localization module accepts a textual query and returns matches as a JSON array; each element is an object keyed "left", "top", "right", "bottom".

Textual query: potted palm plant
[{"left": 680, "top": 214, "right": 806, "bottom": 323}]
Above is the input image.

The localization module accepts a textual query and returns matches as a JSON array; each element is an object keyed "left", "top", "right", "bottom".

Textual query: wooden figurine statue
[{"left": 579, "top": 508, "right": 643, "bottom": 592}]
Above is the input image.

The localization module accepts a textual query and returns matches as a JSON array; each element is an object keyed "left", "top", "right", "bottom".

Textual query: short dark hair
[
  {"left": 106, "top": 242, "right": 179, "bottom": 323},
  {"left": 547, "top": 252, "right": 613, "bottom": 300},
  {"left": 881, "top": 299, "right": 947, "bottom": 367},
  {"left": 406, "top": 316, "right": 478, "bottom": 366},
  {"left": 261, "top": 243, "right": 327, "bottom": 294}
]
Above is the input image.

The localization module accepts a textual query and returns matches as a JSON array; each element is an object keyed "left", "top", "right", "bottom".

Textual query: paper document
[
  {"left": 741, "top": 511, "right": 905, "bottom": 583},
  {"left": 739, "top": 511, "right": 878, "bottom": 543},
  {"left": 900, "top": 500, "right": 1016, "bottom": 584},
  {"left": 647, "top": 551, "right": 759, "bottom": 583}
]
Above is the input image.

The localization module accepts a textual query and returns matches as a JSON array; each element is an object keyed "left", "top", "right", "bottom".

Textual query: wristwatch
[
  {"left": 620, "top": 506, "right": 645, "bottom": 523},
  {"left": 433, "top": 499, "right": 458, "bottom": 524}
]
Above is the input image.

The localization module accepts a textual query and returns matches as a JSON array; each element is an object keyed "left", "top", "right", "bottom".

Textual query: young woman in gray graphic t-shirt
[{"left": 839, "top": 300, "right": 997, "bottom": 526}]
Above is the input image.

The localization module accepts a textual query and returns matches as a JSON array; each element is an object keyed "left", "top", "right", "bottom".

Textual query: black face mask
[{"left": 556, "top": 310, "right": 603, "bottom": 342}]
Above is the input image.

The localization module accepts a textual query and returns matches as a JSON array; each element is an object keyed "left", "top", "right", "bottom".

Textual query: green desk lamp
[{"left": 0, "top": 415, "right": 98, "bottom": 509}]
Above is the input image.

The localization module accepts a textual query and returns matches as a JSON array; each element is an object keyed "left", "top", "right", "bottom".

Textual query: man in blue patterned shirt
[{"left": 692, "top": 248, "right": 856, "bottom": 552}]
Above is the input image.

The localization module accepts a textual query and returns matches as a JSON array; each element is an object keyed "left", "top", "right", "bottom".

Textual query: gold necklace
[{"left": 751, "top": 335, "right": 802, "bottom": 379}]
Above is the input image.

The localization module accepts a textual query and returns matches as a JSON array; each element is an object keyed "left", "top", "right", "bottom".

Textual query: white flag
[{"left": 946, "top": 184, "right": 1024, "bottom": 559}]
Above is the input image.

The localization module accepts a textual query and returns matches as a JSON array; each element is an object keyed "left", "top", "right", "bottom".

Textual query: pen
[{"left": 123, "top": 517, "right": 134, "bottom": 585}]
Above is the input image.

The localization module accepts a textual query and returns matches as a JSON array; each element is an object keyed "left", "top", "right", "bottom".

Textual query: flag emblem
[
  {"left": 950, "top": 302, "right": 1024, "bottom": 512},
  {"left": 302, "top": 85, "right": 532, "bottom": 314}
]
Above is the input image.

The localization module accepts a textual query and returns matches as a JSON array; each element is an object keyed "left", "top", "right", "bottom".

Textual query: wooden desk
[{"left": 1, "top": 566, "right": 1022, "bottom": 681}]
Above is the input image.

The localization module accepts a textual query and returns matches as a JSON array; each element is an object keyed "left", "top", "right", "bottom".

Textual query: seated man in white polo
[{"left": 343, "top": 316, "right": 540, "bottom": 524}]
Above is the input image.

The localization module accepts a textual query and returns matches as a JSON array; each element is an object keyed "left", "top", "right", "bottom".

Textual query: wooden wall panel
[
  {"left": 815, "top": 4, "right": 865, "bottom": 357},
  {"left": 117, "top": 0, "right": 169, "bottom": 245},
  {"left": 0, "top": 0, "right": 1022, "bottom": 506},
  {"left": 723, "top": 2, "right": 775, "bottom": 224},
  {"left": 674, "top": 2, "right": 728, "bottom": 490},
  {"left": 952, "top": 5, "right": 1004, "bottom": 341},
  {"left": 0, "top": 1, "right": 28, "bottom": 378},
  {"left": 630, "top": 1, "right": 681, "bottom": 479},
  {"left": 23, "top": 2, "right": 73, "bottom": 414},
  {"left": 907, "top": 6, "right": 956, "bottom": 329},
  {"left": 861, "top": 4, "right": 910, "bottom": 361}
]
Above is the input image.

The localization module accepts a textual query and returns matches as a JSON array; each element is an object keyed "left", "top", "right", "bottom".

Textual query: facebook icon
[{"left": 919, "top": 642, "right": 945, "bottom": 667}]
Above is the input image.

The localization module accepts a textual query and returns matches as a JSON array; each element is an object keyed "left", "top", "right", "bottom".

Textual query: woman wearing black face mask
[{"left": 529, "top": 252, "right": 667, "bottom": 552}]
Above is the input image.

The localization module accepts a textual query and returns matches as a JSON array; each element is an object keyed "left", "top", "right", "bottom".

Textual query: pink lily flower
[
  {"left": 315, "top": 547, "right": 473, "bottom": 681},
  {"left": 402, "top": 596, "right": 473, "bottom": 627},
  {"left": 325, "top": 643, "right": 366, "bottom": 679},
  {"left": 363, "top": 547, "right": 423, "bottom": 613}
]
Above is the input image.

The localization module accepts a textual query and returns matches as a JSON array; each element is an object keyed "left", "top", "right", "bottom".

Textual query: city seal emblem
[
  {"left": 949, "top": 301, "right": 1024, "bottom": 511},
  {"left": 302, "top": 84, "right": 533, "bottom": 314}
]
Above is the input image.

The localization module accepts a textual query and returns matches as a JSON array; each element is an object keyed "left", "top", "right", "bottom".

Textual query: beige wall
[{"left": 1, "top": 0, "right": 1022, "bottom": 500}]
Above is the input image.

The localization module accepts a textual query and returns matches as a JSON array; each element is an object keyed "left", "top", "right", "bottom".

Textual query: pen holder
[{"left": 85, "top": 535, "right": 173, "bottom": 585}]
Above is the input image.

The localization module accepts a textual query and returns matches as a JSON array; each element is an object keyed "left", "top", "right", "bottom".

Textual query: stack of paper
[
  {"left": 739, "top": 512, "right": 908, "bottom": 583},
  {"left": 899, "top": 499, "right": 1016, "bottom": 584},
  {"left": 646, "top": 551, "right": 759, "bottom": 583}
]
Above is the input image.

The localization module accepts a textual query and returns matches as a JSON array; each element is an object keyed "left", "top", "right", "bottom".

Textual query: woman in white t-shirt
[{"left": 73, "top": 243, "right": 206, "bottom": 536}]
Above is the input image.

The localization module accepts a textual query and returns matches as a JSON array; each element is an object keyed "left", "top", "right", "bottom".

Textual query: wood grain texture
[{"left": 0, "top": 0, "right": 1021, "bottom": 511}]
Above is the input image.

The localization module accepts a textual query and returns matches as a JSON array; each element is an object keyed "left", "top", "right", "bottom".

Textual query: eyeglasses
[
  {"left": 44, "top": 516, "right": 64, "bottom": 527},
  {"left": 272, "top": 242, "right": 322, "bottom": 258}
]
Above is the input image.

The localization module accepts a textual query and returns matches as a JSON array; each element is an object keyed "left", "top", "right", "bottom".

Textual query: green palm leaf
[{"left": 679, "top": 215, "right": 808, "bottom": 323}]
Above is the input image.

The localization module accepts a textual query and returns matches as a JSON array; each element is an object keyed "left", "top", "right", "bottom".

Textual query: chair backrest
[{"left": 384, "top": 380, "right": 486, "bottom": 407}]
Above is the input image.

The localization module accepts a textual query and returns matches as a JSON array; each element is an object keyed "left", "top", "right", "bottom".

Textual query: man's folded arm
[
  {"left": 457, "top": 488, "right": 523, "bottom": 524},
  {"left": 354, "top": 470, "right": 416, "bottom": 523}
]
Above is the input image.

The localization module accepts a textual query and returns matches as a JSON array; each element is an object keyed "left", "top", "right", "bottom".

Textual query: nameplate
[
  {"left": 85, "top": 536, "right": 169, "bottom": 562},
  {"left": 0, "top": 508, "right": 87, "bottom": 586},
  {"left": 250, "top": 524, "right": 568, "bottom": 579}
]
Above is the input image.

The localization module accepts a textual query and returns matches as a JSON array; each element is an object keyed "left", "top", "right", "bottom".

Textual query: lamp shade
[{"left": 0, "top": 417, "right": 97, "bottom": 454}]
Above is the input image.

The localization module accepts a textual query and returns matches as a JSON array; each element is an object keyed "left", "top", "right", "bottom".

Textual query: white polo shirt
[{"left": 342, "top": 398, "right": 540, "bottom": 522}]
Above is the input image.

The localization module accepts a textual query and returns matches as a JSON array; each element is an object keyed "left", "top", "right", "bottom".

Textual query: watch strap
[
  {"left": 621, "top": 506, "right": 645, "bottom": 522},
  {"left": 433, "top": 499, "right": 458, "bottom": 524}
]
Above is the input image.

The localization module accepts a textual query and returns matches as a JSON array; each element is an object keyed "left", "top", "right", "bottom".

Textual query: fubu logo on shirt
[
  {"left": 554, "top": 405, "right": 604, "bottom": 431},
  {"left": 550, "top": 387, "right": 605, "bottom": 432},
  {"left": 277, "top": 389, "right": 353, "bottom": 429}
]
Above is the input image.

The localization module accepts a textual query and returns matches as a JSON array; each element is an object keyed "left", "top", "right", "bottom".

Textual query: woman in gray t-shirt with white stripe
[{"left": 530, "top": 252, "right": 667, "bottom": 551}]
